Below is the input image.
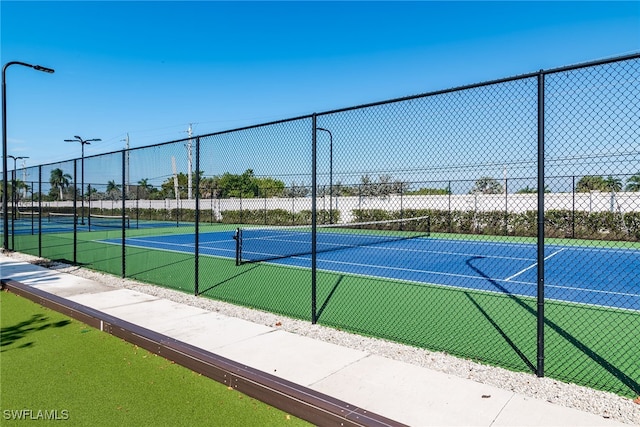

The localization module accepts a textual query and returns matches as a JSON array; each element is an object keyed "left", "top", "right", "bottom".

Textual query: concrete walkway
[{"left": 0, "top": 254, "right": 630, "bottom": 426}]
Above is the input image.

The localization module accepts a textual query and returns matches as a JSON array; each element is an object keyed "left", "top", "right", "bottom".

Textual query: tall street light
[
  {"left": 316, "top": 127, "right": 333, "bottom": 223},
  {"left": 65, "top": 136, "right": 101, "bottom": 225},
  {"left": 8, "top": 155, "right": 28, "bottom": 200},
  {"left": 2, "top": 61, "right": 55, "bottom": 251}
]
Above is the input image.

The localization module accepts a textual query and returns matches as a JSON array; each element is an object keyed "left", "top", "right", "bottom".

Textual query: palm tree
[
  {"left": 86, "top": 185, "right": 98, "bottom": 200},
  {"left": 576, "top": 175, "right": 606, "bottom": 192},
  {"left": 625, "top": 174, "right": 640, "bottom": 192},
  {"left": 604, "top": 175, "right": 623, "bottom": 193},
  {"left": 11, "top": 180, "right": 29, "bottom": 202},
  {"left": 136, "top": 178, "right": 154, "bottom": 199},
  {"left": 49, "top": 168, "right": 72, "bottom": 201},
  {"left": 106, "top": 180, "right": 122, "bottom": 200},
  {"left": 137, "top": 178, "right": 152, "bottom": 190}
]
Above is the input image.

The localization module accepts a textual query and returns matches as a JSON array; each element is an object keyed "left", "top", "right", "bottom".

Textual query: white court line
[
  {"left": 302, "top": 253, "right": 640, "bottom": 300},
  {"left": 504, "top": 248, "right": 567, "bottom": 282}
]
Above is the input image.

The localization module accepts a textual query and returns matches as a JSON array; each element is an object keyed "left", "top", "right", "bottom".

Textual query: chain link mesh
[{"left": 6, "top": 54, "right": 639, "bottom": 398}]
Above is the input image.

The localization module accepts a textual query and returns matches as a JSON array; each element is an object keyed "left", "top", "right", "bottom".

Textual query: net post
[{"left": 234, "top": 228, "right": 242, "bottom": 266}]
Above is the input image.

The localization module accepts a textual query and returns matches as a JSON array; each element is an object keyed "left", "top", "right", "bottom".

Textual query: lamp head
[{"left": 33, "top": 65, "right": 55, "bottom": 73}]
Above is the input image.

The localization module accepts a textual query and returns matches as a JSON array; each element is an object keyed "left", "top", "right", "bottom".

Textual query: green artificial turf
[
  {"left": 10, "top": 226, "right": 640, "bottom": 398},
  {"left": 0, "top": 291, "right": 310, "bottom": 426}
]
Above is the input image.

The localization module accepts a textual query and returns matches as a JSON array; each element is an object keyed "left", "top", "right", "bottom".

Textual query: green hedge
[
  {"left": 36, "top": 206, "right": 640, "bottom": 241},
  {"left": 220, "top": 209, "right": 338, "bottom": 225},
  {"left": 352, "top": 209, "right": 640, "bottom": 242}
]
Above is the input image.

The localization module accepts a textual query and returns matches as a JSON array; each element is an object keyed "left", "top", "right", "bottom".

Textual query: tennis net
[
  {"left": 17, "top": 210, "right": 40, "bottom": 218},
  {"left": 89, "top": 214, "right": 130, "bottom": 229},
  {"left": 235, "top": 216, "right": 430, "bottom": 265},
  {"left": 46, "top": 213, "right": 130, "bottom": 229},
  {"left": 47, "top": 212, "right": 78, "bottom": 224}
]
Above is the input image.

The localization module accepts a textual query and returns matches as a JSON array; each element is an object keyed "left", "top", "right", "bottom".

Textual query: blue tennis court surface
[{"left": 103, "top": 230, "right": 640, "bottom": 312}]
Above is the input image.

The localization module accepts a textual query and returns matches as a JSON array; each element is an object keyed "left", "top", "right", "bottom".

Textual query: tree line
[{"left": 4, "top": 169, "right": 640, "bottom": 202}]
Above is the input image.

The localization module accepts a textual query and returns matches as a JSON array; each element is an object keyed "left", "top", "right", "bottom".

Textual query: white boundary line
[{"left": 504, "top": 248, "right": 567, "bottom": 282}]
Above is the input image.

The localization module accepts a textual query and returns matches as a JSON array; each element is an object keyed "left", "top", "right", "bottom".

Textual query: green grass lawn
[{"left": 0, "top": 291, "right": 310, "bottom": 426}]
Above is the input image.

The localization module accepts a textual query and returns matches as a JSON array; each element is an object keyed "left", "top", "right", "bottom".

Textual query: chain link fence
[{"left": 3, "top": 53, "right": 639, "bottom": 398}]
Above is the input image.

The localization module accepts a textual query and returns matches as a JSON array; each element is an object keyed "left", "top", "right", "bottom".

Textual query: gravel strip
[{"left": 4, "top": 251, "right": 639, "bottom": 425}]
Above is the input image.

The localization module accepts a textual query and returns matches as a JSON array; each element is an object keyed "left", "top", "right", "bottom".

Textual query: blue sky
[{"left": 1, "top": 1, "right": 639, "bottom": 170}]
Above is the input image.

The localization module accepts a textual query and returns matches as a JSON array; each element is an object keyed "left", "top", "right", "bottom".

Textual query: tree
[
  {"left": 355, "top": 175, "right": 405, "bottom": 198},
  {"left": 375, "top": 174, "right": 404, "bottom": 198},
  {"left": 49, "top": 168, "right": 72, "bottom": 201},
  {"left": 470, "top": 177, "right": 503, "bottom": 195},
  {"left": 137, "top": 178, "right": 152, "bottom": 190},
  {"left": 136, "top": 178, "right": 155, "bottom": 199},
  {"left": 604, "top": 175, "right": 622, "bottom": 193},
  {"left": 282, "top": 182, "right": 310, "bottom": 198},
  {"left": 106, "top": 180, "right": 122, "bottom": 200},
  {"left": 0, "top": 180, "right": 29, "bottom": 202},
  {"left": 405, "top": 187, "right": 450, "bottom": 195},
  {"left": 219, "top": 169, "right": 258, "bottom": 198},
  {"left": 257, "top": 177, "right": 285, "bottom": 197},
  {"left": 199, "top": 176, "right": 219, "bottom": 199},
  {"left": 576, "top": 175, "right": 606, "bottom": 192},
  {"left": 516, "top": 185, "right": 550, "bottom": 194},
  {"left": 214, "top": 169, "right": 285, "bottom": 198},
  {"left": 160, "top": 173, "right": 188, "bottom": 199},
  {"left": 86, "top": 185, "right": 98, "bottom": 200},
  {"left": 625, "top": 174, "right": 640, "bottom": 192},
  {"left": 158, "top": 169, "right": 287, "bottom": 199}
]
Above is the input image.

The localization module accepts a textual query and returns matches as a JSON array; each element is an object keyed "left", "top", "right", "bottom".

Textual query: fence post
[
  {"left": 30, "top": 181, "right": 35, "bottom": 235},
  {"left": 504, "top": 177, "right": 509, "bottom": 236},
  {"left": 38, "top": 166, "right": 42, "bottom": 258},
  {"left": 194, "top": 137, "right": 200, "bottom": 296},
  {"left": 311, "top": 114, "right": 318, "bottom": 324},
  {"left": 210, "top": 184, "right": 214, "bottom": 224},
  {"left": 121, "top": 150, "right": 126, "bottom": 278},
  {"left": 263, "top": 186, "right": 267, "bottom": 225},
  {"left": 73, "top": 159, "right": 77, "bottom": 264},
  {"left": 536, "top": 71, "right": 546, "bottom": 377},
  {"left": 572, "top": 176, "right": 576, "bottom": 238},
  {"left": 400, "top": 182, "right": 404, "bottom": 221}
]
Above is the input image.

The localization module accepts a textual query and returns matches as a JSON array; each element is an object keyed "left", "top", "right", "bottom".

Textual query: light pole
[
  {"left": 316, "top": 127, "right": 333, "bottom": 223},
  {"left": 8, "top": 155, "right": 28, "bottom": 202},
  {"left": 2, "top": 61, "right": 54, "bottom": 251},
  {"left": 64, "top": 136, "right": 101, "bottom": 225}
]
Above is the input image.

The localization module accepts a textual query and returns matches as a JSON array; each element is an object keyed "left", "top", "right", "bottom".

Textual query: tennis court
[
  {"left": 6, "top": 213, "right": 179, "bottom": 235},
  {"left": 103, "top": 225, "right": 640, "bottom": 312}
]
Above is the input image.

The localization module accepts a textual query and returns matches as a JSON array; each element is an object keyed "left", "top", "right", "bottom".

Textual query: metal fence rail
[{"left": 3, "top": 53, "right": 639, "bottom": 398}]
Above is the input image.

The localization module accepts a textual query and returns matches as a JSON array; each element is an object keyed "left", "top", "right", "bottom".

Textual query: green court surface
[
  {"left": 0, "top": 291, "right": 309, "bottom": 426},
  {"left": 10, "top": 224, "right": 640, "bottom": 399}
]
